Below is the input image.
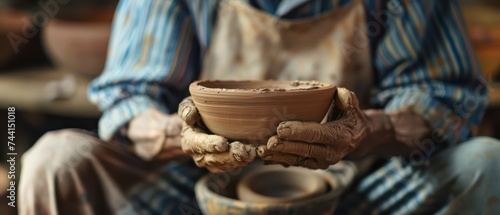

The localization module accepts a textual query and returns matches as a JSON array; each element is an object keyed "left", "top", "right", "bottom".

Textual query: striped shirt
[{"left": 87, "top": 0, "right": 489, "bottom": 214}]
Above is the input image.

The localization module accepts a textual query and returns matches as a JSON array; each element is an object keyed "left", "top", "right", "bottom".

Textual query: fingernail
[
  {"left": 278, "top": 127, "right": 291, "bottom": 138},
  {"left": 181, "top": 107, "right": 192, "bottom": 119},
  {"left": 214, "top": 144, "right": 224, "bottom": 152},
  {"left": 257, "top": 146, "right": 266, "bottom": 156}
]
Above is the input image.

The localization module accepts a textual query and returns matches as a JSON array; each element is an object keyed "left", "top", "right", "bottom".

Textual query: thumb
[
  {"left": 335, "top": 88, "right": 359, "bottom": 112},
  {"left": 178, "top": 97, "right": 201, "bottom": 126}
]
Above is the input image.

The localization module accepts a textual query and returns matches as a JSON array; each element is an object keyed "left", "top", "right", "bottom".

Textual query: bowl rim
[{"left": 189, "top": 80, "right": 336, "bottom": 95}]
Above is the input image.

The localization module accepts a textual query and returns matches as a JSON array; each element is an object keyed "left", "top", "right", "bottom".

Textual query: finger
[
  {"left": 260, "top": 152, "right": 329, "bottom": 170},
  {"left": 335, "top": 88, "right": 359, "bottom": 111},
  {"left": 193, "top": 142, "right": 255, "bottom": 171},
  {"left": 229, "top": 142, "right": 256, "bottom": 163},
  {"left": 178, "top": 97, "right": 201, "bottom": 126},
  {"left": 192, "top": 155, "right": 225, "bottom": 173},
  {"left": 276, "top": 121, "right": 335, "bottom": 144},
  {"left": 181, "top": 123, "right": 229, "bottom": 154},
  {"left": 266, "top": 136, "right": 338, "bottom": 163},
  {"left": 256, "top": 145, "right": 269, "bottom": 158}
]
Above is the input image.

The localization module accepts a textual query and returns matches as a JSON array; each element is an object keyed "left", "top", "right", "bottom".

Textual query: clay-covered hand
[
  {"left": 179, "top": 97, "right": 256, "bottom": 173},
  {"left": 257, "top": 88, "right": 369, "bottom": 169},
  {"left": 127, "top": 108, "right": 190, "bottom": 161}
]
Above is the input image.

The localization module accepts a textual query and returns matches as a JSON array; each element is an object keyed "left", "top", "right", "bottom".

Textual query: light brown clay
[
  {"left": 335, "top": 87, "right": 354, "bottom": 110},
  {"left": 236, "top": 165, "right": 327, "bottom": 204},
  {"left": 179, "top": 96, "right": 257, "bottom": 173},
  {"left": 189, "top": 80, "right": 336, "bottom": 145}
]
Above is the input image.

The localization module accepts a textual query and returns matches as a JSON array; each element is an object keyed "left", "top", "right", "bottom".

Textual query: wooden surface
[{"left": 0, "top": 67, "right": 101, "bottom": 117}]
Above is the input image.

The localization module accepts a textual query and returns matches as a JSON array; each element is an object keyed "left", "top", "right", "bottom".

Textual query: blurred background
[{"left": 0, "top": 0, "right": 499, "bottom": 214}]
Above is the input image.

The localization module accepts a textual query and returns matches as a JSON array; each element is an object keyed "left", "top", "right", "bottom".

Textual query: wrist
[
  {"left": 385, "top": 108, "right": 432, "bottom": 149},
  {"left": 362, "top": 109, "right": 396, "bottom": 145},
  {"left": 348, "top": 109, "right": 396, "bottom": 159}
]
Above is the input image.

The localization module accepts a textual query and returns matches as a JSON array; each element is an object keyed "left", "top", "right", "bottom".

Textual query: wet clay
[
  {"left": 179, "top": 97, "right": 257, "bottom": 172},
  {"left": 189, "top": 80, "right": 336, "bottom": 145}
]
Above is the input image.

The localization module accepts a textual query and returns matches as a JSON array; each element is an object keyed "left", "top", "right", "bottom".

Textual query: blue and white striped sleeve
[
  {"left": 371, "top": 0, "right": 489, "bottom": 146},
  {"left": 88, "top": 0, "right": 200, "bottom": 141}
]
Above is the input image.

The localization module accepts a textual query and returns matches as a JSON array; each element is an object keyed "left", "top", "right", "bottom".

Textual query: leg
[
  {"left": 430, "top": 137, "right": 500, "bottom": 214},
  {"left": 118, "top": 162, "right": 207, "bottom": 215},
  {"left": 337, "top": 137, "right": 500, "bottom": 214},
  {"left": 18, "top": 129, "right": 203, "bottom": 215}
]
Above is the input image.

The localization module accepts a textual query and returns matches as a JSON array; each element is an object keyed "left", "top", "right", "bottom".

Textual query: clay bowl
[
  {"left": 189, "top": 80, "right": 336, "bottom": 145},
  {"left": 237, "top": 165, "right": 328, "bottom": 204},
  {"left": 195, "top": 164, "right": 342, "bottom": 215},
  {"left": 42, "top": 8, "right": 114, "bottom": 77}
]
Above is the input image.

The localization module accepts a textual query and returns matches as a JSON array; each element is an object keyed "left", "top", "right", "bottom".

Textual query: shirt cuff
[{"left": 98, "top": 95, "right": 169, "bottom": 141}]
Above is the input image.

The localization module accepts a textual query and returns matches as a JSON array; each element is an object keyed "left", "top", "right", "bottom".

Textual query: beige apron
[{"left": 202, "top": 0, "right": 372, "bottom": 108}]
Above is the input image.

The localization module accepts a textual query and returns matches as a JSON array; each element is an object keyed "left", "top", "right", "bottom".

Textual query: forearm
[
  {"left": 368, "top": 0, "right": 488, "bottom": 153},
  {"left": 348, "top": 109, "right": 432, "bottom": 159},
  {"left": 87, "top": 0, "right": 198, "bottom": 141}
]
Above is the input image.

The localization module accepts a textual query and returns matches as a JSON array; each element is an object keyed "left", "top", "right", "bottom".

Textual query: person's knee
[
  {"left": 19, "top": 129, "right": 102, "bottom": 213},
  {"left": 457, "top": 137, "right": 500, "bottom": 173},
  {"left": 21, "top": 129, "right": 101, "bottom": 190},
  {"left": 22, "top": 129, "right": 99, "bottom": 172}
]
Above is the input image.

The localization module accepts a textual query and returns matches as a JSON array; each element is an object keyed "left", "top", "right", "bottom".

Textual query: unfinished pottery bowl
[
  {"left": 195, "top": 164, "right": 341, "bottom": 215},
  {"left": 189, "top": 80, "right": 336, "bottom": 145},
  {"left": 237, "top": 165, "right": 328, "bottom": 204}
]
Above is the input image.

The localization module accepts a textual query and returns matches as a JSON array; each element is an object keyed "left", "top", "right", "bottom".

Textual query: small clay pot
[
  {"left": 237, "top": 165, "right": 328, "bottom": 204},
  {"left": 189, "top": 80, "right": 336, "bottom": 145},
  {"left": 195, "top": 164, "right": 342, "bottom": 215},
  {"left": 42, "top": 7, "right": 114, "bottom": 77}
]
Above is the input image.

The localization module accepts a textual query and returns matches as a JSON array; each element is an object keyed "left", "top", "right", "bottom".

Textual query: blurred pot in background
[
  {"left": 42, "top": 6, "right": 115, "bottom": 78},
  {"left": 0, "top": 9, "right": 47, "bottom": 71}
]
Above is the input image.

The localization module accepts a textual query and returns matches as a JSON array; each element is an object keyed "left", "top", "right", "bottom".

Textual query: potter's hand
[
  {"left": 257, "top": 88, "right": 369, "bottom": 169},
  {"left": 127, "top": 108, "right": 190, "bottom": 161},
  {"left": 179, "top": 97, "right": 256, "bottom": 173}
]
